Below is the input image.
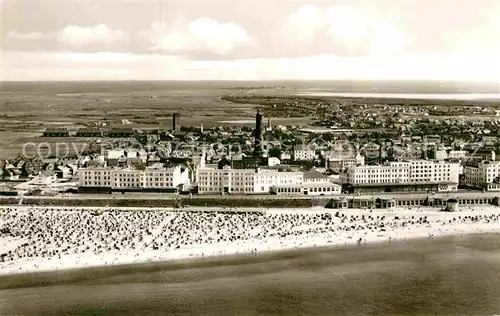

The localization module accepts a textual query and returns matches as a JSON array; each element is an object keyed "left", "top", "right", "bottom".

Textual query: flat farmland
[
  {"left": 0, "top": 81, "right": 310, "bottom": 158},
  {"left": 2, "top": 80, "right": 495, "bottom": 159}
]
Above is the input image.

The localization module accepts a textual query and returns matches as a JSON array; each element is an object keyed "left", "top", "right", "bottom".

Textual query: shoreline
[
  {"left": 2, "top": 232, "right": 498, "bottom": 293},
  {"left": 2, "top": 228, "right": 498, "bottom": 280},
  {"left": 1, "top": 206, "right": 500, "bottom": 277}
]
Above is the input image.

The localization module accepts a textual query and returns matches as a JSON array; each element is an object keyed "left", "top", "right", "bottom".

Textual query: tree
[{"left": 268, "top": 147, "right": 282, "bottom": 158}]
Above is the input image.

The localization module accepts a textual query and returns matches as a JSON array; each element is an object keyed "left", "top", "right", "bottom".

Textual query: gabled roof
[
  {"left": 41, "top": 170, "right": 55, "bottom": 177},
  {"left": 127, "top": 157, "right": 142, "bottom": 164},
  {"left": 303, "top": 170, "right": 327, "bottom": 179},
  {"left": 3, "top": 169, "right": 13, "bottom": 176}
]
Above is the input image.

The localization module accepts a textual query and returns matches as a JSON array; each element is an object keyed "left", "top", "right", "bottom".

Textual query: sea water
[{"left": 1, "top": 233, "right": 500, "bottom": 316}]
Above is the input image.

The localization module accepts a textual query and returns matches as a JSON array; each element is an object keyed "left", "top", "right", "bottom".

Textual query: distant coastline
[
  {"left": 295, "top": 92, "right": 500, "bottom": 101},
  {"left": 1, "top": 80, "right": 499, "bottom": 95}
]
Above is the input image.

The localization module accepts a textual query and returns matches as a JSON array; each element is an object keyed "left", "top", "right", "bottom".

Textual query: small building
[
  {"left": 232, "top": 156, "right": 264, "bottom": 169},
  {"left": 106, "top": 128, "right": 135, "bottom": 138},
  {"left": 55, "top": 166, "right": 71, "bottom": 179},
  {"left": 21, "top": 160, "right": 42, "bottom": 177},
  {"left": 43, "top": 127, "right": 70, "bottom": 137},
  {"left": 33, "top": 170, "right": 57, "bottom": 185},
  {"left": 444, "top": 198, "right": 459, "bottom": 212},
  {"left": 302, "top": 182, "right": 341, "bottom": 195},
  {"left": 267, "top": 157, "right": 281, "bottom": 167},
  {"left": 303, "top": 170, "right": 329, "bottom": 185},
  {"left": 67, "top": 163, "right": 78, "bottom": 176},
  {"left": 280, "top": 151, "right": 292, "bottom": 163},
  {"left": 270, "top": 184, "right": 303, "bottom": 195},
  {"left": 377, "top": 198, "right": 396, "bottom": 209},
  {"left": 328, "top": 197, "right": 349, "bottom": 209},
  {"left": 1, "top": 169, "right": 20, "bottom": 181},
  {"left": 293, "top": 148, "right": 315, "bottom": 161},
  {"left": 194, "top": 124, "right": 203, "bottom": 133},
  {"left": 76, "top": 127, "right": 103, "bottom": 137},
  {"left": 106, "top": 149, "right": 147, "bottom": 165}
]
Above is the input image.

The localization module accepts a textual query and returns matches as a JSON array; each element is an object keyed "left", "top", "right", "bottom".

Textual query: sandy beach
[{"left": 1, "top": 205, "right": 500, "bottom": 276}]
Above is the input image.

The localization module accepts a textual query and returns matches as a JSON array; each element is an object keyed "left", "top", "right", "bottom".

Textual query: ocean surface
[
  {"left": 0, "top": 80, "right": 499, "bottom": 95},
  {"left": 1, "top": 234, "right": 500, "bottom": 316}
]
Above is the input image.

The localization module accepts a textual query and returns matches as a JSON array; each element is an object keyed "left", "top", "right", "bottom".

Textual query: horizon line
[{"left": 0, "top": 79, "right": 499, "bottom": 83}]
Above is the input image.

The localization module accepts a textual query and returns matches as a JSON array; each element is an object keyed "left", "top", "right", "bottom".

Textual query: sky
[{"left": 1, "top": 0, "right": 499, "bottom": 81}]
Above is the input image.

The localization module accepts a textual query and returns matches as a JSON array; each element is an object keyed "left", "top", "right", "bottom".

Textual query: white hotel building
[
  {"left": 271, "top": 170, "right": 342, "bottom": 196},
  {"left": 325, "top": 151, "right": 365, "bottom": 170},
  {"left": 198, "top": 165, "right": 341, "bottom": 196},
  {"left": 79, "top": 164, "right": 189, "bottom": 191},
  {"left": 344, "top": 160, "right": 459, "bottom": 193},
  {"left": 198, "top": 165, "right": 255, "bottom": 194},
  {"left": 197, "top": 165, "right": 303, "bottom": 195},
  {"left": 254, "top": 169, "right": 303, "bottom": 193},
  {"left": 464, "top": 160, "right": 500, "bottom": 191}
]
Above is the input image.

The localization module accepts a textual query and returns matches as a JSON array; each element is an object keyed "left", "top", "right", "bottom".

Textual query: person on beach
[{"left": 1, "top": 206, "right": 500, "bottom": 273}]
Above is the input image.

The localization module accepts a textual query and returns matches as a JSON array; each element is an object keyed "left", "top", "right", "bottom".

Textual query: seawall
[
  {"left": 2, "top": 191, "right": 500, "bottom": 209},
  {"left": 0, "top": 197, "right": 317, "bottom": 208}
]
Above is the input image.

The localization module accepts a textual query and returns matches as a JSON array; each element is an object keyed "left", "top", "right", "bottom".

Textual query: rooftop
[
  {"left": 303, "top": 170, "right": 327, "bottom": 179},
  {"left": 303, "top": 182, "right": 340, "bottom": 188},
  {"left": 108, "top": 128, "right": 134, "bottom": 132},
  {"left": 78, "top": 127, "right": 101, "bottom": 132},
  {"left": 348, "top": 181, "right": 457, "bottom": 187},
  {"left": 45, "top": 127, "right": 69, "bottom": 132}
]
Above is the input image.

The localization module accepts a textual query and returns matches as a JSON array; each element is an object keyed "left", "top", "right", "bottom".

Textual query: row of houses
[
  {"left": 59, "top": 140, "right": 500, "bottom": 196},
  {"left": 196, "top": 157, "right": 474, "bottom": 196},
  {"left": 71, "top": 155, "right": 500, "bottom": 195},
  {"left": 43, "top": 127, "right": 135, "bottom": 138},
  {"left": 76, "top": 152, "right": 465, "bottom": 196},
  {"left": 1, "top": 158, "right": 77, "bottom": 182}
]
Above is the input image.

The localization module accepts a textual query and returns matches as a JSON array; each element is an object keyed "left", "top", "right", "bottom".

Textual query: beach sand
[{"left": 1, "top": 205, "right": 499, "bottom": 276}]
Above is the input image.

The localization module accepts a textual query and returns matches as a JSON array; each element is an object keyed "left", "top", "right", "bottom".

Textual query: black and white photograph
[{"left": 1, "top": 0, "right": 500, "bottom": 315}]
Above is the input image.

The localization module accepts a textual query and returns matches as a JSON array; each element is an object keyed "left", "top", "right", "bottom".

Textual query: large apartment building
[
  {"left": 197, "top": 166, "right": 255, "bottom": 194},
  {"left": 464, "top": 160, "right": 500, "bottom": 191},
  {"left": 293, "top": 149, "right": 315, "bottom": 161},
  {"left": 197, "top": 165, "right": 303, "bottom": 195},
  {"left": 325, "top": 151, "right": 365, "bottom": 170},
  {"left": 79, "top": 164, "right": 189, "bottom": 192},
  {"left": 343, "top": 160, "right": 460, "bottom": 194}
]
